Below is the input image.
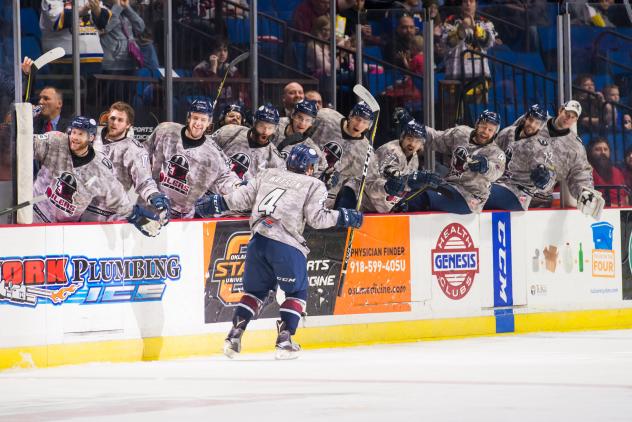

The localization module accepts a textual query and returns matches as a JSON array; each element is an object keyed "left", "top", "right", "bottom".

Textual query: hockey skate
[
  {"left": 274, "top": 320, "right": 301, "bottom": 360},
  {"left": 223, "top": 326, "right": 244, "bottom": 358}
]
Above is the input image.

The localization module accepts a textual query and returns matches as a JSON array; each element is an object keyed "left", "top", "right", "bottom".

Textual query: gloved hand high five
[
  {"left": 195, "top": 194, "right": 229, "bottom": 218},
  {"left": 468, "top": 155, "right": 489, "bottom": 174},
  {"left": 577, "top": 186, "right": 605, "bottom": 220},
  {"left": 149, "top": 192, "right": 171, "bottom": 225},
  {"left": 407, "top": 170, "right": 443, "bottom": 190},
  {"left": 530, "top": 164, "right": 552, "bottom": 190},
  {"left": 336, "top": 208, "right": 364, "bottom": 228},
  {"left": 128, "top": 205, "right": 161, "bottom": 237}
]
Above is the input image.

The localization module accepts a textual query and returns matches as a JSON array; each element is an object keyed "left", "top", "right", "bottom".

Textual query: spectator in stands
[
  {"left": 306, "top": 16, "right": 355, "bottom": 79},
  {"left": 618, "top": 146, "right": 632, "bottom": 188},
  {"left": 338, "top": 0, "right": 382, "bottom": 46},
  {"left": 384, "top": 15, "right": 417, "bottom": 69},
  {"left": 39, "top": 0, "right": 108, "bottom": 74},
  {"left": 587, "top": 137, "right": 628, "bottom": 206},
  {"left": 194, "top": 39, "right": 244, "bottom": 104},
  {"left": 292, "top": 0, "right": 330, "bottom": 34},
  {"left": 602, "top": 84, "right": 632, "bottom": 131},
  {"left": 569, "top": 0, "right": 615, "bottom": 28},
  {"left": 574, "top": 74, "right": 605, "bottom": 133},
  {"left": 425, "top": 0, "right": 445, "bottom": 63},
  {"left": 440, "top": 0, "right": 496, "bottom": 87},
  {"left": 281, "top": 82, "right": 305, "bottom": 117},
  {"left": 34, "top": 86, "right": 69, "bottom": 134},
  {"left": 305, "top": 90, "right": 324, "bottom": 110},
  {"left": 99, "top": 0, "right": 146, "bottom": 75}
]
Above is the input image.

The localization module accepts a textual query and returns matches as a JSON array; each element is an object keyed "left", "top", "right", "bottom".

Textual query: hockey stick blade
[
  {"left": 33, "top": 47, "right": 66, "bottom": 70},
  {"left": 352, "top": 84, "right": 380, "bottom": 112},
  {"left": 0, "top": 195, "right": 47, "bottom": 217},
  {"left": 229, "top": 51, "right": 250, "bottom": 68}
]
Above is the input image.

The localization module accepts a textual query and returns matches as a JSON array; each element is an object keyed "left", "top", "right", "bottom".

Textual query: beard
[{"left": 590, "top": 155, "right": 613, "bottom": 181}]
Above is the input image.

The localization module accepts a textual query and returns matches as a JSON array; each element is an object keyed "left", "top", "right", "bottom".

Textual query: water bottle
[
  {"left": 578, "top": 242, "right": 584, "bottom": 273},
  {"left": 563, "top": 242, "right": 573, "bottom": 273},
  {"left": 32, "top": 105, "right": 42, "bottom": 118}
]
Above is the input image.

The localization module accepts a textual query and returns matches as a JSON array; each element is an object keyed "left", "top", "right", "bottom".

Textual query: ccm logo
[
  {"left": 497, "top": 220, "right": 509, "bottom": 304},
  {"left": 276, "top": 276, "right": 296, "bottom": 283}
]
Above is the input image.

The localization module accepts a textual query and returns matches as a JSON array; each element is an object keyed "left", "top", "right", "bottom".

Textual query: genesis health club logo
[{"left": 431, "top": 223, "right": 479, "bottom": 300}]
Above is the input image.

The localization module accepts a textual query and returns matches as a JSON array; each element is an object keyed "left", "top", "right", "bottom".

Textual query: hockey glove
[
  {"left": 336, "top": 208, "right": 364, "bottom": 228},
  {"left": 530, "top": 164, "right": 552, "bottom": 190},
  {"left": 385, "top": 175, "right": 406, "bottom": 196},
  {"left": 128, "top": 205, "right": 161, "bottom": 237},
  {"left": 577, "top": 186, "right": 605, "bottom": 220},
  {"left": 324, "top": 170, "right": 341, "bottom": 190},
  {"left": 407, "top": 170, "right": 442, "bottom": 190},
  {"left": 468, "top": 155, "right": 489, "bottom": 174},
  {"left": 195, "top": 194, "right": 228, "bottom": 218},
  {"left": 452, "top": 146, "right": 470, "bottom": 172},
  {"left": 149, "top": 192, "right": 171, "bottom": 225}
]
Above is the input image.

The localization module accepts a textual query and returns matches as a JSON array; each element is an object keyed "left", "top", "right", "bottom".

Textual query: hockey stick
[
  {"left": 0, "top": 195, "right": 47, "bottom": 217},
  {"left": 390, "top": 183, "right": 453, "bottom": 212},
  {"left": 24, "top": 47, "right": 65, "bottom": 102},
  {"left": 212, "top": 51, "right": 250, "bottom": 111},
  {"left": 336, "top": 84, "right": 380, "bottom": 297}
]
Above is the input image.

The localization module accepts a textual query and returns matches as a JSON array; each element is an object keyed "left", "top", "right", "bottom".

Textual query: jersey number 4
[{"left": 257, "top": 188, "right": 286, "bottom": 215}]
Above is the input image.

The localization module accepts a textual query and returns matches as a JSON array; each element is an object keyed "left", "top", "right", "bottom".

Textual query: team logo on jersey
[
  {"left": 160, "top": 154, "right": 190, "bottom": 195},
  {"left": 45, "top": 172, "right": 78, "bottom": 215},
  {"left": 323, "top": 141, "right": 343, "bottom": 169},
  {"left": 230, "top": 153, "right": 251, "bottom": 179},
  {"left": 431, "top": 223, "right": 479, "bottom": 300}
]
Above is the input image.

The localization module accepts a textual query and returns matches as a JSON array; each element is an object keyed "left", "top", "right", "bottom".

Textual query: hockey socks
[{"left": 279, "top": 296, "right": 306, "bottom": 335}]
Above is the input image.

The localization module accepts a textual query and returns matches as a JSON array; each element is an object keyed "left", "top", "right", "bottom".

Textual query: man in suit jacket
[{"left": 34, "top": 86, "right": 69, "bottom": 134}]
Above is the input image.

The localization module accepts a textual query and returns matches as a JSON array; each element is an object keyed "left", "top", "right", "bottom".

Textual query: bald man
[{"left": 281, "top": 82, "right": 305, "bottom": 117}]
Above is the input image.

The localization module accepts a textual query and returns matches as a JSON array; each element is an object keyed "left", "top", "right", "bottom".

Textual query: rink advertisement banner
[
  {"left": 203, "top": 220, "right": 349, "bottom": 323},
  {"left": 620, "top": 210, "right": 632, "bottom": 300},
  {"left": 492, "top": 212, "right": 513, "bottom": 308},
  {"left": 524, "top": 210, "right": 622, "bottom": 305},
  {"left": 333, "top": 216, "right": 411, "bottom": 315}
]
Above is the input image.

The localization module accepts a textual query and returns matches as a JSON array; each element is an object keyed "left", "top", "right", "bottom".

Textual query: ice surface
[{"left": 1, "top": 330, "right": 632, "bottom": 422}]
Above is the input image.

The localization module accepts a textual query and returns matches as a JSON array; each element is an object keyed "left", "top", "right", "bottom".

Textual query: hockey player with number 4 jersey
[
  {"left": 144, "top": 99, "right": 241, "bottom": 219},
  {"left": 33, "top": 116, "right": 161, "bottom": 237},
  {"left": 195, "top": 144, "right": 363, "bottom": 360},
  {"left": 211, "top": 103, "right": 286, "bottom": 181}
]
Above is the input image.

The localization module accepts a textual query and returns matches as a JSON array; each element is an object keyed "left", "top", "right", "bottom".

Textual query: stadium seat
[
  {"left": 226, "top": 18, "right": 250, "bottom": 45},
  {"left": 20, "top": 8, "right": 41, "bottom": 39},
  {"left": 21, "top": 35, "right": 41, "bottom": 63}
]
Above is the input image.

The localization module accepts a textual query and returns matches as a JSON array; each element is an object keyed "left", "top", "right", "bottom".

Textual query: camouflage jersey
[
  {"left": 308, "top": 108, "right": 373, "bottom": 207},
  {"left": 427, "top": 126, "right": 506, "bottom": 213},
  {"left": 145, "top": 122, "right": 241, "bottom": 218},
  {"left": 273, "top": 118, "right": 328, "bottom": 173},
  {"left": 362, "top": 139, "right": 420, "bottom": 213},
  {"left": 83, "top": 128, "right": 160, "bottom": 221},
  {"left": 32, "top": 131, "right": 133, "bottom": 223},
  {"left": 493, "top": 122, "right": 558, "bottom": 210},
  {"left": 210, "top": 124, "right": 286, "bottom": 181},
  {"left": 223, "top": 167, "right": 340, "bottom": 256}
]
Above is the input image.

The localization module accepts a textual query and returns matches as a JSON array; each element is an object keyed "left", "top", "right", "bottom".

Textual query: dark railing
[{"left": 595, "top": 184, "right": 630, "bottom": 208}]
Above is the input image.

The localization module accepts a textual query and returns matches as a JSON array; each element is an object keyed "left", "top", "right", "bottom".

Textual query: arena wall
[{"left": 1, "top": 209, "right": 632, "bottom": 370}]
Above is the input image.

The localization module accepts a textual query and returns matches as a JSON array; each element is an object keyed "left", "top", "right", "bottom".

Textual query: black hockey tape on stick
[
  {"left": 336, "top": 84, "right": 381, "bottom": 297},
  {"left": 0, "top": 195, "right": 47, "bottom": 217},
  {"left": 24, "top": 47, "right": 65, "bottom": 102},
  {"left": 212, "top": 51, "right": 250, "bottom": 111}
]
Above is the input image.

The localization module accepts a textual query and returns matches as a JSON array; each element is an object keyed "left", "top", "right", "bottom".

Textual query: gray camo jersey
[
  {"left": 145, "top": 122, "right": 241, "bottom": 218},
  {"left": 32, "top": 132, "right": 133, "bottom": 222},
  {"left": 83, "top": 131, "right": 160, "bottom": 220},
  {"left": 210, "top": 124, "right": 286, "bottom": 181},
  {"left": 427, "top": 126, "right": 506, "bottom": 212},
  {"left": 274, "top": 119, "right": 328, "bottom": 173},
  {"left": 309, "top": 108, "right": 373, "bottom": 206},
  {"left": 362, "top": 139, "right": 420, "bottom": 213},
  {"left": 223, "top": 167, "right": 340, "bottom": 256}
]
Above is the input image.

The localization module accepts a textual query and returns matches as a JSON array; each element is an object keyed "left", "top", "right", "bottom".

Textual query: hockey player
[
  {"left": 215, "top": 102, "right": 245, "bottom": 130},
  {"left": 363, "top": 119, "right": 442, "bottom": 213},
  {"left": 485, "top": 101, "right": 602, "bottom": 216},
  {"left": 83, "top": 101, "right": 170, "bottom": 222},
  {"left": 211, "top": 103, "right": 285, "bottom": 181},
  {"left": 309, "top": 101, "right": 374, "bottom": 209},
  {"left": 33, "top": 116, "right": 160, "bottom": 236},
  {"left": 195, "top": 144, "right": 363, "bottom": 359},
  {"left": 405, "top": 110, "right": 506, "bottom": 214},
  {"left": 274, "top": 99, "right": 327, "bottom": 171},
  {"left": 145, "top": 99, "right": 242, "bottom": 218},
  {"left": 484, "top": 104, "right": 553, "bottom": 211}
]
